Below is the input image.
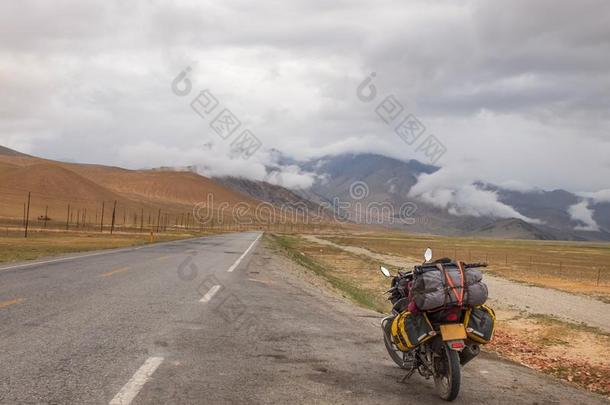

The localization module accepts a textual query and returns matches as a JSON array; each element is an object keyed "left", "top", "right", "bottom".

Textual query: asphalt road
[{"left": 0, "top": 232, "right": 606, "bottom": 404}]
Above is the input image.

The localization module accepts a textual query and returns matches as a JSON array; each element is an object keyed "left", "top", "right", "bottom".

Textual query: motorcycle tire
[
  {"left": 434, "top": 345, "right": 461, "bottom": 401},
  {"left": 382, "top": 318, "right": 409, "bottom": 369}
]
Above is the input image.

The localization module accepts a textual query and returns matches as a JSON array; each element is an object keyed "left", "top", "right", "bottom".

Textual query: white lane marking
[
  {"left": 200, "top": 285, "right": 222, "bottom": 303},
  {"left": 0, "top": 242, "right": 167, "bottom": 272},
  {"left": 0, "top": 250, "right": 127, "bottom": 272},
  {"left": 0, "top": 233, "right": 242, "bottom": 273},
  {"left": 227, "top": 233, "right": 262, "bottom": 273},
  {"left": 109, "top": 356, "right": 164, "bottom": 405}
]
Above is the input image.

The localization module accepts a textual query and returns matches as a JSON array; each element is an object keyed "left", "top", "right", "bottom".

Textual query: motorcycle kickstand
[{"left": 400, "top": 368, "right": 416, "bottom": 383}]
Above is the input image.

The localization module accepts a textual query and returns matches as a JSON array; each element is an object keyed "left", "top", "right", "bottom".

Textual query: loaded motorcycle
[{"left": 379, "top": 248, "right": 495, "bottom": 401}]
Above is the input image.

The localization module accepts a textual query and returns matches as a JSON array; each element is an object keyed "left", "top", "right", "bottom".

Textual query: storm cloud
[{"left": 1, "top": 0, "right": 609, "bottom": 193}]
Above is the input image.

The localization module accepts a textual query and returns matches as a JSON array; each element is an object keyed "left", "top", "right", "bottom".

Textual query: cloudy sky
[{"left": 1, "top": 0, "right": 609, "bottom": 195}]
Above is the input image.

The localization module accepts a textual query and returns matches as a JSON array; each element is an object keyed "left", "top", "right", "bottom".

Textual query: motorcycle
[{"left": 379, "top": 248, "right": 489, "bottom": 401}]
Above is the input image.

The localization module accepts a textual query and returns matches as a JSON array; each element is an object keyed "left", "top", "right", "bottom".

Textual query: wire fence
[
  {"left": 0, "top": 190, "right": 342, "bottom": 238},
  {"left": 327, "top": 236, "right": 610, "bottom": 287},
  {"left": 433, "top": 246, "right": 608, "bottom": 287}
]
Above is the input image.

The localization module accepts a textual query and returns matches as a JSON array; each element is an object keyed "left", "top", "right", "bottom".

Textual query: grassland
[{"left": 321, "top": 233, "right": 610, "bottom": 298}]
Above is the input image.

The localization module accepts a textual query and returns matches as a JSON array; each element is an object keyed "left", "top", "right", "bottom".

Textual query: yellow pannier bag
[
  {"left": 463, "top": 305, "right": 496, "bottom": 344},
  {"left": 391, "top": 311, "right": 434, "bottom": 352}
]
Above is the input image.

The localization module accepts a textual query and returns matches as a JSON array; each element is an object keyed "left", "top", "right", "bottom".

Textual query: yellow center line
[
  {"left": 155, "top": 256, "right": 169, "bottom": 261},
  {"left": 0, "top": 298, "right": 25, "bottom": 310},
  {"left": 99, "top": 267, "right": 130, "bottom": 278}
]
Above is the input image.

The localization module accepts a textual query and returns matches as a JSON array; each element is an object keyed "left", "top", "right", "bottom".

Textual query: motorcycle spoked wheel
[
  {"left": 382, "top": 318, "right": 413, "bottom": 370},
  {"left": 433, "top": 345, "right": 461, "bottom": 401}
]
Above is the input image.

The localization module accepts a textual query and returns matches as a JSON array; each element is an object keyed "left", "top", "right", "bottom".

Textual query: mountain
[
  {"left": 0, "top": 145, "right": 29, "bottom": 157},
  {"left": 214, "top": 176, "right": 331, "bottom": 219},
  {"left": 592, "top": 202, "right": 610, "bottom": 231},
  {"left": 286, "top": 153, "right": 610, "bottom": 241},
  {"left": 483, "top": 185, "right": 580, "bottom": 230},
  {"left": 470, "top": 218, "right": 557, "bottom": 240},
  {"left": 0, "top": 146, "right": 307, "bottom": 228},
  {"left": 4, "top": 145, "right": 608, "bottom": 241}
]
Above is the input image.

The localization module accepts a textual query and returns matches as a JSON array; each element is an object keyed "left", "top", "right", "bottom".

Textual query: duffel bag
[
  {"left": 411, "top": 263, "right": 465, "bottom": 310},
  {"left": 463, "top": 267, "right": 489, "bottom": 307},
  {"left": 464, "top": 305, "right": 496, "bottom": 344},
  {"left": 391, "top": 311, "right": 434, "bottom": 352}
]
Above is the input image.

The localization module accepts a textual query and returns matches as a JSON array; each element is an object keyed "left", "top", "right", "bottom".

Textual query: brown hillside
[
  {"left": 62, "top": 164, "right": 260, "bottom": 206},
  {"left": 0, "top": 163, "right": 147, "bottom": 221},
  {"left": 0, "top": 146, "right": 314, "bottom": 227}
]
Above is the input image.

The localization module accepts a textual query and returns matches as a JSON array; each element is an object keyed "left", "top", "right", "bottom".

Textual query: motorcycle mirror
[
  {"left": 380, "top": 266, "right": 391, "bottom": 277},
  {"left": 424, "top": 247, "right": 433, "bottom": 263}
]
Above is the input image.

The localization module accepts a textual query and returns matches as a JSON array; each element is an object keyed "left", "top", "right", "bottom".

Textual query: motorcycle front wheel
[
  {"left": 382, "top": 317, "right": 409, "bottom": 369},
  {"left": 433, "top": 345, "right": 461, "bottom": 401}
]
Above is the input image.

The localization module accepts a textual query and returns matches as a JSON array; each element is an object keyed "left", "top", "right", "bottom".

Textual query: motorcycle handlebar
[{"left": 413, "top": 261, "right": 488, "bottom": 272}]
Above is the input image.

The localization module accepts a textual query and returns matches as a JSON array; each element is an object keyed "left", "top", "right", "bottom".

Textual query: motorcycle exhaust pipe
[{"left": 459, "top": 344, "right": 480, "bottom": 366}]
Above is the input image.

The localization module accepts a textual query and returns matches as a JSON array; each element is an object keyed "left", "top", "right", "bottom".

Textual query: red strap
[{"left": 445, "top": 263, "right": 464, "bottom": 306}]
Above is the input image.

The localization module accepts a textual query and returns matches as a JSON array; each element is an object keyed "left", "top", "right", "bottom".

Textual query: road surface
[{"left": 0, "top": 232, "right": 606, "bottom": 404}]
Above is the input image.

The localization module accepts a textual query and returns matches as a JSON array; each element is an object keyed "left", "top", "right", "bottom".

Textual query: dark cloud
[{"left": 0, "top": 0, "right": 608, "bottom": 193}]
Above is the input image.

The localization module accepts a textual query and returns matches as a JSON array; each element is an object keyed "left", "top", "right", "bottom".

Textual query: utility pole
[
  {"left": 44, "top": 205, "right": 48, "bottom": 229},
  {"left": 24, "top": 192, "right": 31, "bottom": 238},
  {"left": 110, "top": 200, "right": 117, "bottom": 235},
  {"left": 156, "top": 209, "right": 161, "bottom": 233},
  {"left": 100, "top": 202, "right": 105, "bottom": 233},
  {"left": 140, "top": 208, "right": 144, "bottom": 232}
]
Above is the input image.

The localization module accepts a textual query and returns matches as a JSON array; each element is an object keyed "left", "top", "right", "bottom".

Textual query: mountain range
[
  {"left": 2, "top": 145, "right": 608, "bottom": 241},
  {"left": 217, "top": 153, "right": 610, "bottom": 241}
]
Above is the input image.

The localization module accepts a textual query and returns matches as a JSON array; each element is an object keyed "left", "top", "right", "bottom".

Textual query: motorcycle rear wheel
[
  {"left": 434, "top": 345, "right": 461, "bottom": 401},
  {"left": 382, "top": 318, "right": 409, "bottom": 369}
]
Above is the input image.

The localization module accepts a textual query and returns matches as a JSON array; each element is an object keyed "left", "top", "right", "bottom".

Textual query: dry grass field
[{"left": 320, "top": 233, "right": 610, "bottom": 299}]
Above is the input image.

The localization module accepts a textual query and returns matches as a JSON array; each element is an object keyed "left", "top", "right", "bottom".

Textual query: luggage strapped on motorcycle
[
  {"left": 391, "top": 310, "right": 434, "bottom": 352},
  {"left": 411, "top": 260, "right": 488, "bottom": 311}
]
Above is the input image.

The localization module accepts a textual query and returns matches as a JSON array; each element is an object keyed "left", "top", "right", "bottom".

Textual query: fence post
[
  {"left": 100, "top": 202, "right": 105, "bottom": 233},
  {"left": 44, "top": 205, "right": 48, "bottom": 229},
  {"left": 140, "top": 208, "right": 144, "bottom": 233},
  {"left": 597, "top": 268, "right": 602, "bottom": 286},
  {"left": 110, "top": 200, "right": 117, "bottom": 235},
  {"left": 24, "top": 192, "right": 31, "bottom": 238},
  {"left": 66, "top": 204, "right": 71, "bottom": 230},
  {"left": 156, "top": 209, "right": 161, "bottom": 233}
]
